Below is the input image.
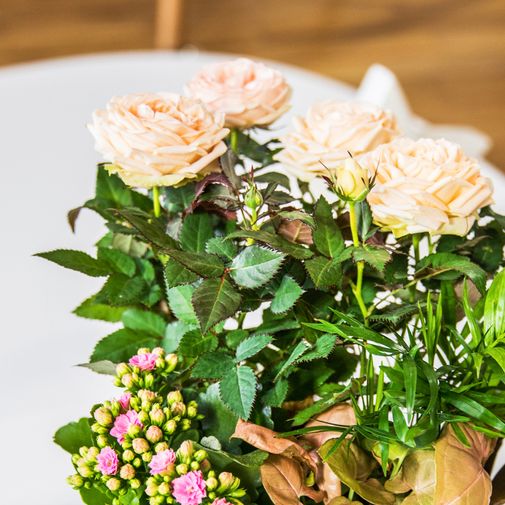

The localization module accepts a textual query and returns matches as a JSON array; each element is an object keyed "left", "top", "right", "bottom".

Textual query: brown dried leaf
[
  {"left": 304, "top": 404, "right": 356, "bottom": 449},
  {"left": 328, "top": 498, "right": 363, "bottom": 505},
  {"left": 278, "top": 219, "right": 313, "bottom": 245},
  {"left": 261, "top": 454, "right": 324, "bottom": 505},
  {"left": 434, "top": 424, "right": 496, "bottom": 505}
]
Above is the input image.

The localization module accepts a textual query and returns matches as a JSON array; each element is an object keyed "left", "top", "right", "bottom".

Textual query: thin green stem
[
  {"left": 412, "top": 233, "right": 421, "bottom": 263},
  {"left": 349, "top": 202, "right": 368, "bottom": 323},
  {"left": 229, "top": 128, "right": 238, "bottom": 152},
  {"left": 152, "top": 185, "right": 161, "bottom": 218}
]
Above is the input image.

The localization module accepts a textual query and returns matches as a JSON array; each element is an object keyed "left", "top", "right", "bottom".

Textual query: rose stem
[
  {"left": 229, "top": 128, "right": 238, "bottom": 152},
  {"left": 152, "top": 185, "right": 161, "bottom": 218}
]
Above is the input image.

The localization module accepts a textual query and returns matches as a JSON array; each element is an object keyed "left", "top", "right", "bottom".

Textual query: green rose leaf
[
  {"left": 353, "top": 246, "right": 391, "bottom": 272},
  {"left": 168, "top": 249, "right": 225, "bottom": 278},
  {"left": 219, "top": 365, "right": 257, "bottom": 419},
  {"left": 206, "top": 237, "right": 238, "bottom": 261},
  {"left": 263, "top": 379, "right": 289, "bottom": 407},
  {"left": 179, "top": 330, "right": 218, "bottom": 358},
  {"left": 235, "top": 334, "right": 273, "bottom": 362},
  {"left": 270, "top": 275, "right": 304, "bottom": 314},
  {"left": 192, "top": 351, "right": 236, "bottom": 379},
  {"left": 95, "top": 274, "right": 149, "bottom": 306},
  {"left": 164, "top": 259, "right": 199, "bottom": 287},
  {"left": 54, "top": 418, "right": 93, "bottom": 454},
  {"left": 192, "top": 278, "right": 242, "bottom": 333},
  {"left": 275, "top": 340, "right": 311, "bottom": 381},
  {"left": 162, "top": 321, "right": 196, "bottom": 352},
  {"left": 167, "top": 285, "right": 199, "bottom": 325},
  {"left": 97, "top": 247, "right": 136, "bottom": 277},
  {"left": 73, "top": 295, "right": 126, "bottom": 322},
  {"left": 305, "top": 256, "right": 342, "bottom": 289},
  {"left": 35, "top": 249, "right": 110, "bottom": 277},
  {"left": 230, "top": 245, "right": 285, "bottom": 289},
  {"left": 313, "top": 196, "right": 344, "bottom": 258},
  {"left": 296, "top": 333, "right": 337, "bottom": 363},
  {"left": 180, "top": 213, "right": 214, "bottom": 253},
  {"left": 121, "top": 308, "right": 166, "bottom": 337}
]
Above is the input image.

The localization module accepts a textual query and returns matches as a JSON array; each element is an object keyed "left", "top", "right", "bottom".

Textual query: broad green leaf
[
  {"left": 236, "top": 334, "right": 273, "bottom": 362},
  {"left": 484, "top": 269, "right": 505, "bottom": 343},
  {"left": 403, "top": 357, "right": 417, "bottom": 422},
  {"left": 192, "top": 278, "right": 241, "bottom": 332},
  {"left": 162, "top": 321, "right": 195, "bottom": 352},
  {"left": 230, "top": 246, "right": 285, "bottom": 289},
  {"left": 79, "top": 485, "right": 109, "bottom": 505},
  {"left": 313, "top": 197, "right": 344, "bottom": 258},
  {"left": 180, "top": 213, "right": 214, "bottom": 253},
  {"left": 416, "top": 252, "right": 487, "bottom": 293},
  {"left": 275, "top": 341, "right": 311, "bottom": 381},
  {"left": 112, "top": 233, "right": 149, "bottom": 258},
  {"left": 164, "top": 259, "right": 199, "bottom": 287},
  {"left": 353, "top": 246, "right": 391, "bottom": 272},
  {"left": 305, "top": 256, "right": 342, "bottom": 289},
  {"left": 206, "top": 236, "right": 237, "bottom": 261},
  {"left": 54, "top": 418, "right": 93, "bottom": 454},
  {"left": 163, "top": 183, "right": 196, "bottom": 213},
  {"left": 95, "top": 274, "right": 148, "bottom": 306},
  {"left": 73, "top": 295, "right": 126, "bottom": 322},
  {"left": 255, "top": 171, "right": 291, "bottom": 190},
  {"left": 35, "top": 249, "right": 109, "bottom": 277},
  {"left": 179, "top": 330, "right": 218, "bottom": 357},
  {"left": 262, "top": 379, "right": 289, "bottom": 408},
  {"left": 168, "top": 249, "right": 225, "bottom": 278},
  {"left": 485, "top": 347, "right": 505, "bottom": 374},
  {"left": 78, "top": 360, "right": 116, "bottom": 375},
  {"left": 219, "top": 365, "right": 257, "bottom": 419},
  {"left": 97, "top": 247, "right": 136, "bottom": 277},
  {"left": 192, "top": 351, "right": 235, "bottom": 379},
  {"left": 91, "top": 328, "right": 158, "bottom": 363},
  {"left": 121, "top": 308, "right": 166, "bottom": 336},
  {"left": 167, "top": 285, "right": 198, "bottom": 324},
  {"left": 270, "top": 276, "right": 304, "bottom": 314}
]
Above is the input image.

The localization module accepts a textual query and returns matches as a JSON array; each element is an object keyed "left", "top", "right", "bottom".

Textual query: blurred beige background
[{"left": 1, "top": 0, "right": 504, "bottom": 169}]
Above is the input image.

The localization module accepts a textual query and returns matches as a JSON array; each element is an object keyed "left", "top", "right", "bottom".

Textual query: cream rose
[
  {"left": 88, "top": 93, "right": 229, "bottom": 188},
  {"left": 185, "top": 58, "right": 291, "bottom": 128},
  {"left": 362, "top": 138, "right": 494, "bottom": 237},
  {"left": 275, "top": 100, "right": 399, "bottom": 181}
]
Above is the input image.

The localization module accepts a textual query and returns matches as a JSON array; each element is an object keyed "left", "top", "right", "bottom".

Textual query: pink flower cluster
[
  {"left": 118, "top": 392, "right": 131, "bottom": 410},
  {"left": 172, "top": 470, "right": 207, "bottom": 505},
  {"left": 129, "top": 352, "right": 159, "bottom": 371},
  {"left": 211, "top": 499, "right": 232, "bottom": 505},
  {"left": 110, "top": 410, "right": 143, "bottom": 443},
  {"left": 149, "top": 449, "right": 176, "bottom": 475},
  {"left": 96, "top": 447, "right": 118, "bottom": 475}
]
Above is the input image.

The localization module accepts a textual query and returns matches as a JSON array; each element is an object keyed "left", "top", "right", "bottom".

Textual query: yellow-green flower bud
[
  {"left": 132, "top": 438, "right": 150, "bottom": 454},
  {"left": 133, "top": 457, "right": 142, "bottom": 468},
  {"left": 142, "top": 452, "right": 153, "bottom": 463},
  {"left": 87, "top": 447, "right": 99, "bottom": 460},
  {"left": 146, "top": 478, "right": 158, "bottom": 496},
  {"left": 138, "top": 411, "right": 150, "bottom": 425},
  {"left": 72, "top": 454, "right": 81, "bottom": 465},
  {"left": 332, "top": 158, "right": 370, "bottom": 202},
  {"left": 164, "top": 420, "right": 177, "bottom": 434},
  {"left": 165, "top": 354, "right": 178, "bottom": 372},
  {"left": 67, "top": 474, "right": 84, "bottom": 488},
  {"left": 217, "top": 472, "right": 239, "bottom": 492},
  {"left": 130, "top": 478, "right": 141, "bottom": 489},
  {"left": 190, "top": 461, "right": 200, "bottom": 471},
  {"left": 149, "top": 497, "right": 164, "bottom": 505},
  {"left": 150, "top": 408, "right": 165, "bottom": 426},
  {"left": 144, "top": 373, "right": 154, "bottom": 388},
  {"left": 244, "top": 183, "right": 263, "bottom": 210},
  {"left": 177, "top": 441, "right": 194, "bottom": 463},
  {"left": 180, "top": 419, "right": 192, "bottom": 431},
  {"left": 122, "top": 450, "right": 135, "bottom": 462},
  {"left": 176, "top": 463, "right": 188, "bottom": 475},
  {"left": 152, "top": 347, "right": 165, "bottom": 357},
  {"left": 167, "top": 391, "right": 183, "bottom": 405},
  {"left": 77, "top": 465, "right": 93, "bottom": 478},
  {"left": 121, "top": 374, "right": 134, "bottom": 388},
  {"left": 158, "top": 482, "right": 170, "bottom": 496},
  {"left": 116, "top": 363, "right": 130, "bottom": 377},
  {"left": 91, "top": 423, "right": 108, "bottom": 435},
  {"left": 193, "top": 449, "right": 207, "bottom": 462},
  {"left": 155, "top": 442, "right": 169, "bottom": 453},
  {"left": 94, "top": 407, "right": 113, "bottom": 427},
  {"left": 138, "top": 390, "right": 157, "bottom": 403},
  {"left": 127, "top": 423, "right": 142, "bottom": 438},
  {"left": 187, "top": 405, "right": 198, "bottom": 419},
  {"left": 119, "top": 464, "right": 136, "bottom": 480},
  {"left": 146, "top": 425, "right": 163, "bottom": 444},
  {"left": 106, "top": 478, "right": 121, "bottom": 492},
  {"left": 171, "top": 402, "right": 186, "bottom": 417},
  {"left": 96, "top": 435, "right": 108, "bottom": 448},
  {"left": 206, "top": 477, "right": 218, "bottom": 491}
]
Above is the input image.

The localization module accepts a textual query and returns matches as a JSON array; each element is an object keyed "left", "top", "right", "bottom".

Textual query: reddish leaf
[{"left": 278, "top": 219, "right": 313, "bottom": 245}]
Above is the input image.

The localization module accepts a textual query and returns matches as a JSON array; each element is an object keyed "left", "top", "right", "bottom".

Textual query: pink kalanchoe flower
[
  {"left": 212, "top": 499, "right": 232, "bottom": 505},
  {"left": 149, "top": 449, "right": 176, "bottom": 475},
  {"left": 129, "top": 352, "right": 158, "bottom": 371},
  {"left": 96, "top": 447, "right": 119, "bottom": 476},
  {"left": 110, "top": 410, "right": 142, "bottom": 443},
  {"left": 118, "top": 392, "right": 132, "bottom": 411},
  {"left": 172, "top": 470, "right": 207, "bottom": 505}
]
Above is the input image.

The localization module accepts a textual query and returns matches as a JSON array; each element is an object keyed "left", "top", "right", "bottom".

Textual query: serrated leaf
[
  {"left": 305, "top": 256, "right": 342, "bottom": 289},
  {"left": 276, "top": 210, "right": 315, "bottom": 227},
  {"left": 35, "top": 249, "right": 109, "bottom": 277},
  {"left": 162, "top": 321, "right": 196, "bottom": 352},
  {"left": 231, "top": 246, "right": 285, "bottom": 289},
  {"left": 263, "top": 379, "right": 289, "bottom": 407},
  {"left": 95, "top": 274, "right": 149, "bottom": 306},
  {"left": 168, "top": 249, "right": 225, "bottom": 278},
  {"left": 236, "top": 334, "right": 273, "bottom": 362},
  {"left": 180, "top": 213, "right": 214, "bottom": 253},
  {"left": 179, "top": 330, "right": 218, "bottom": 358},
  {"left": 121, "top": 308, "right": 166, "bottom": 336},
  {"left": 206, "top": 237, "right": 237, "bottom": 261},
  {"left": 97, "top": 247, "right": 136, "bottom": 277},
  {"left": 91, "top": 328, "right": 159, "bottom": 363},
  {"left": 192, "top": 351, "right": 236, "bottom": 379},
  {"left": 220, "top": 366, "right": 257, "bottom": 419},
  {"left": 73, "top": 295, "right": 126, "bottom": 322},
  {"left": 275, "top": 341, "right": 311, "bottom": 381},
  {"left": 313, "top": 197, "right": 344, "bottom": 258},
  {"left": 167, "top": 285, "right": 199, "bottom": 324},
  {"left": 271, "top": 275, "right": 304, "bottom": 314},
  {"left": 164, "top": 259, "right": 199, "bottom": 287},
  {"left": 296, "top": 334, "right": 337, "bottom": 363},
  {"left": 353, "top": 246, "right": 391, "bottom": 272},
  {"left": 192, "top": 278, "right": 242, "bottom": 332},
  {"left": 54, "top": 418, "right": 93, "bottom": 454}
]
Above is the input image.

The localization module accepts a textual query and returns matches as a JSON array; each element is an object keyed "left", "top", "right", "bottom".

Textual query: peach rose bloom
[
  {"left": 362, "top": 138, "right": 494, "bottom": 237},
  {"left": 275, "top": 101, "right": 399, "bottom": 181},
  {"left": 185, "top": 58, "right": 291, "bottom": 128},
  {"left": 88, "top": 93, "right": 229, "bottom": 188}
]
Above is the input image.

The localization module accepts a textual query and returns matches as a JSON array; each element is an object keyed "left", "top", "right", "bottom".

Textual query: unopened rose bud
[
  {"left": 176, "top": 463, "right": 188, "bottom": 475},
  {"left": 96, "top": 435, "right": 108, "bottom": 448},
  {"left": 132, "top": 438, "right": 150, "bottom": 454},
  {"left": 206, "top": 477, "right": 218, "bottom": 491},
  {"left": 130, "top": 478, "right": 141, "bottom": 489},
  {"left": 177, "top": 441, "right": 194, "bottom": 463},
  {"left": 165, "top": 354, "right": 178, "bottom": 372},
  {"left": 244, "top": 183, "right": 263, "bottom": 210},
  {"left": 167, "top": 391, "right": 183, "bottom": 405},
  {"left": 155, "top": 442, "right": 169, "bottom": 453},
  {"left": 94, "top": 407, "right": 113, "bottom": 427},
  {"left": 106, "top": 477, "right": 121, "bottom": 492},
  {"left": 121, "top": 374, "right": 134, "bottom": 388},
  {"left": 164, "top": 420, "right": 177, "bottom": 434},
  {"left": 67, "top": 474, "right": 84, "bottom": 488},
  {"left": 150, "top": 408, "right": 165, "bottom": 425},
  {"left": 193, "top": 449, "right": 207, "bottom": 462},
  {"left": 116, "top": 363, "right": 130, "bottom": 377},
  {"left": 119, "top": 464, "right": 136, "bottom": 480},
  {"left": 332, "top": 158, "right": 369, "bottom": 201},
  {"left": 122, "top": 450, "right": 135, "bottom": 462},
  {"left": 171, "top": 402, "right": 186, "bottom": 417},
  {"left": 146, "top": 426, "right": 163, "bottom": 444}
]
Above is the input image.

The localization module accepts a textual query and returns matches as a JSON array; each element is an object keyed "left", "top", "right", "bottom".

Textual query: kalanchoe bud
[
  {"left": 106, "top": 477, "right": 121, "bottom": 492},
  {"left": 127, "top": 423, "right": 142, "bottom": 438},
  {"left": 146, "top": 478, "right": 158, "bottom": 496},
  {"left": 186, "top": 405, "right": 198, "bottom": 419},
  {"left": 144, "top": 373, "right": 154, "bottom": 388},
  {"left": 151, "top": 347, "right": 165, "bottom": 357},
  {"left": 146, "top": 425, "right": 163, "bottom": 444},
  {"left": 87, "top": 447, "right": 99, "bottom": 460},
  {"left": 94, "top": 407, "right": 113, "bottom": 427},
  {"left": 217, "top": 472, "right": 238, "bottom": 492},
  {"left": 180, "top": 419, "right": 192, "bottom": 431},
  {"left": 158, "top": 482, "right": 170, "bottom": 496},
  {"left": 121, "top": 374, "right": 134, "bottom": 388},
  {"left": 190, "top": 461, "right": 200, "bottom": 471},
  {"left": 206, "top": 477, "right": 218, "bottom": 491},
  {"left": 130, "top": 478, "right": 141, "bottom": 489},
  {"left": 199, "top": 459, "right": 211, "bottom": 473},
  {"left": 150, "top": 497, "right": 164, "bottom": 505},
  {"left": 137, "top": 348, "right": 150, "bottom": 355},
  {"left": 171, "top": 402, "right": 186, "bottom": 417},
  {"left": 67, "top": 474, "right": 84, "bottom": 488},
  {"left": 167, "top": 391, "right": 183, "bottom": 405},
  {"left": 132, "top": 438, "right": 150, "bottom": 454},
  {"left": 77, "top": 465, "right": 93, "bottom": 478},
  {"left": 119, "top": 464, "right": 136, "bottom": 480},
  {"left": 193, "top": 449, "right": 207, "bottom": 462},
  {"left": 142, "top": 452, "right": 153, "bottom": 463},
  {"left": 116, "top": 363, "right": 130, "bottom": 377},
  {"left": 96, "top": 435, "right": 109, "bottom": 448},
  {"left": 155, "top": 442, "right": 169, "bottom": 453},
  {"left": 150, "top": 408, "right": 165, "bottom": 426},
  {"left": 122, "top": 450, "right": 135, "bottom": 462},
  {"left": 138, "top": 390, "right": 157, "bottom": 403},
  {"left": 138, "top": 411, "right": 150, "bottom": 425},
  {"left": 177, "top": 441, "right": 194, "bottom": 463},
  {"left": 165, "top": 353, "right": 178, "bottom": 372},
  {"left": 176, "top": 463, "right": 188, "bottom": 475},
  {"left": 133, "top": 457, "right": 142, "bottom": 468},
  {"left": 164, "top": 420, "right": 177, "bottom": 435}
]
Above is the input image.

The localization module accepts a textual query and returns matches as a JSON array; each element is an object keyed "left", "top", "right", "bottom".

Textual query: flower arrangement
[{"left": 38, "top": 57, "right": 505, "bottom": 505}]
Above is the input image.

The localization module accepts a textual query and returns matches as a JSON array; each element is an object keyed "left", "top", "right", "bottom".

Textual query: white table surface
[{"left": 0, "top": 50, "right": 503, "bottom": 504}]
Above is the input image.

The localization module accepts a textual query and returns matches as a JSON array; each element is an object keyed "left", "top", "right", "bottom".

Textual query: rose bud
[
  {"left": 119, "top": 464, "right": 136, "bottom": 480},
  {"left": 105, "top": 477, "right": 121, "bottom": 492},
  {"left": 94, "top": 407, "right": 113, "bottom": 427},
  {"left": 67, "top": 474, "right": 84, "bottom": 488},
  {"left": 146, "top": 426, "right": 163, "bottom": 444},
  {"left": 122, "top": 450, "right": 135, "bottom": 462},
  {"left": 132, "top": 438, "right": 150, "bottom": 454},
  {"left": 332, "top": 157, "right": 370, "bottom": 201},
  {"left": 166, "top": 391, "right": 183, "bottom": 405}
]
